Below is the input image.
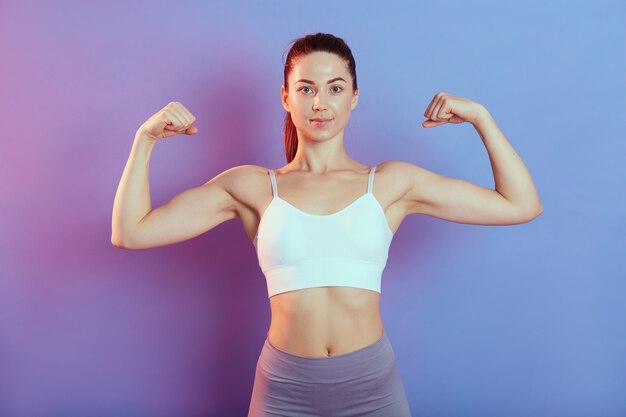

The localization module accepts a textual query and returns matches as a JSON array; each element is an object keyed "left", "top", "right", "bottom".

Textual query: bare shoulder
[
  {"left": 210, "top": 164, "right": 270, "bottom": 217},
  {"left": 377, "top": 159, "right": 424, "bottom": 174},
  {"left": 220, "top": 164, "right": 269, "bottom": 193},
  {"left": 211, "top": 164, "right": 267, "bottom": 188},
  {"left": 374, "top": 159, "right": 439, "bottom": 217},
  {"left": 375, "top": 160, "right": 421, "bottom": 194}
]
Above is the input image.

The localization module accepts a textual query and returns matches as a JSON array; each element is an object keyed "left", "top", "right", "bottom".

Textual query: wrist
[
  {"left": 471, "top": 105, "right": 492, "bottom": 127},
  {"left": 134, "top": 129, "right": 159, "bottom": 146}
]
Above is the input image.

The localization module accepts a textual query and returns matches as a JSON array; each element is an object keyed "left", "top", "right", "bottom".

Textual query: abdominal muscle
[{"left": 267, "top": 286, "right": 384, "bottom": 358}]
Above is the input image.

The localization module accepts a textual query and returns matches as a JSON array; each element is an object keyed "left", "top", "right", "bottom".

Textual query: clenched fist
[
  {"left": 137, "top": 101, "right": 199, "bottom": 141},
  {"left": 422, "top": 92, "right": 486, "bottom": 128}
]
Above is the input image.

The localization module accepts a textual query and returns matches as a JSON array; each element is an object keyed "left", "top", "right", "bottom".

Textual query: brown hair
[{"left": 282, "top": 32, "right": 358, "bottom": 163}]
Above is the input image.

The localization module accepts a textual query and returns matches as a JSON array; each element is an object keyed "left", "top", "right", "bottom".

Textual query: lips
[{"left": 311, "top": 118, "right": 332, "bottom": 127}]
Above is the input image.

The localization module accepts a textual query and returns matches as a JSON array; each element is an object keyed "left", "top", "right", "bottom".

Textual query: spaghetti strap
[
  {"left": 367, "top": 165, "right": 377, "bottom": 193},
  {"left": 268, "top": 169, "right": 278, "bottom": 198}
]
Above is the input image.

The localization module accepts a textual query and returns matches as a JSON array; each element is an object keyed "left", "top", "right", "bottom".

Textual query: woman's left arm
[{"left": 400, "top": 92, "right": 543, "bottom": 225}]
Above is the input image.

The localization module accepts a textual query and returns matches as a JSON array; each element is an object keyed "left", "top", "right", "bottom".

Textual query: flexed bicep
[{"left": 399, "top": 161, "right": 532, "bottom": 225}]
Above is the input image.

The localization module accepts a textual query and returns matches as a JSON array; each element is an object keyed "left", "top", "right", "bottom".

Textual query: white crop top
[{"left": 252, "top": 165, "right": 394, "bottom": 298}]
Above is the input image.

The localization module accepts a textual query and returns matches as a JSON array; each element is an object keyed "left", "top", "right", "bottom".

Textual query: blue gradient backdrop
[{"left": 1, "top": 1, "right": 624, "bottom": 416}]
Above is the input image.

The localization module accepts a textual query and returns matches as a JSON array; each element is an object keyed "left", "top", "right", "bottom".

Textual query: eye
[
  {"left": 299, "top": 86, "right": 312, "bottom": 94},
  {"left": 331, "top": 86, "right": 343, "bottom": 93}
]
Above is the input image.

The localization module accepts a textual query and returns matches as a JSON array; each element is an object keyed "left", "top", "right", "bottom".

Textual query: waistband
[{"left": 259, "top": 329, "right": 395, "bottom": 384}]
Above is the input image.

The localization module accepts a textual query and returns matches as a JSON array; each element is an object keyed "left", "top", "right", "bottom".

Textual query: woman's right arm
[{"left": 111, "top": 102, "right": 239, "bottom": 250}]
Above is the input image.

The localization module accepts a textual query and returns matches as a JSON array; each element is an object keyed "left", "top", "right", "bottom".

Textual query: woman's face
[{"left": 282, "top": 51, "right": 358, "bottom": 142}]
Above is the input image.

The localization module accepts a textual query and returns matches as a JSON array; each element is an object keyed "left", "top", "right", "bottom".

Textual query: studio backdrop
[{"left": 1, "top": 1, "right": 624, "bottom": 416}]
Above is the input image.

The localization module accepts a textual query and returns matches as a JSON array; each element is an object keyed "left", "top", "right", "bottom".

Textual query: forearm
[
  {"left": 472, "top": 108, "right": 543, "bottom": 215},
  {"left": 111, "top": 132, "right": 156, "bottom": 246}
]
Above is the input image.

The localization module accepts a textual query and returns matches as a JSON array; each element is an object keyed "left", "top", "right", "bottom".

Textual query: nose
[
  {"left": 312, "top": 92, "right": 328, "bottom": 111},
  {"left": 312, "top": 102, "right": 327, "bottom": 112}
]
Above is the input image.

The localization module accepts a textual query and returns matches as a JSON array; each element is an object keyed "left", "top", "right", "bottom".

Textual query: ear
[
  {"left": 351, "top": 88, "right": 359, "bottom": 110},
  {"left": 281, "top": 85, "right": 289, "bottom": 112}
]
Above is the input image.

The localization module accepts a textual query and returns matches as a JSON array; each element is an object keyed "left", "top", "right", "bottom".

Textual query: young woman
[{"left": 112, "top": 33, "right": 543, "bottom": 416}]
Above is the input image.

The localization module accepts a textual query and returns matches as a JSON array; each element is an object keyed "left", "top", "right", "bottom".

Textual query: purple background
[{"left": 1, "top": 1, "right": 624, "bottom": 416}]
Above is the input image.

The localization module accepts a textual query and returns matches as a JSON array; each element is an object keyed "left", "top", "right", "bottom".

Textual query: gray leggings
[{"left": 247, "top": 329, "right": 412, "bottom": 417}]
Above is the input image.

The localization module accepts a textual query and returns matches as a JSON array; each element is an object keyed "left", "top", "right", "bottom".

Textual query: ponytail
[{"left": 283, "top": 112, "right": 298, "bottom": 163}]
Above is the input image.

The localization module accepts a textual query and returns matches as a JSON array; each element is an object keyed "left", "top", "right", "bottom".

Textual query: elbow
[
  {"left": 111, "top": 235, "right": 125, "bottom": 248},
  {"left": 111, "top": 234, "right": 132, "bottom": 249},
  {"left": 111, "top": 223, "right": 138, "bottom": 249},
  {"left": 523, "top": 204, "right": 544, "bottom": 222},
  {"left": 512, "top": 203, "right": 543, "bottom": 224}
]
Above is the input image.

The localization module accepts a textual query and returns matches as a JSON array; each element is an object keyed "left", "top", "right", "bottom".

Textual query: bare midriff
[{"left": 267, "top": 286, "right": 384, "bottom": 358}]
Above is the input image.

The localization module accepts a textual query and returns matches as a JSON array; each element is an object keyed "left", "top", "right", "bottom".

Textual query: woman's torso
[{"left": 237, "top": 161, "right": 408, "bottom": 357}]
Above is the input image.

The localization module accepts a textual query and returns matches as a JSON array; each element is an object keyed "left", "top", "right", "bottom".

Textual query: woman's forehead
[{"left": 291, "top": 53, "right": 349, "bottom": 80}]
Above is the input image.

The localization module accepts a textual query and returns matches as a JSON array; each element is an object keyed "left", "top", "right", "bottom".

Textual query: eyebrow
[{"left": 295, "top": 77, "right": 347, "bottom": 85}]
